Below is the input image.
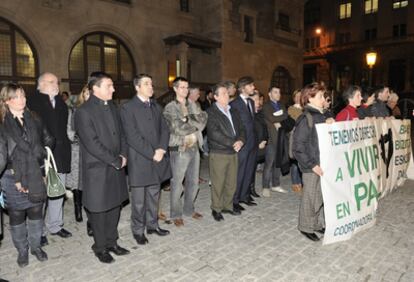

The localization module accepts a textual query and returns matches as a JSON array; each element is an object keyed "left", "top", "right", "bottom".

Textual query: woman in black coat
[
  {"left": 0, "top": 83, "right": 54, "bottom": 267},
  {"left": 292, "top": 82, "right": 331, "bottom": 242}
]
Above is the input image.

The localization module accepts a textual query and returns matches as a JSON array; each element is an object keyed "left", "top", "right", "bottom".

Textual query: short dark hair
[
  {"left": 133, "top": 73, "right": 152, "bottom": 87},
  {"left": 300, "top": 82, "right": 326, "bottom": 108},
  {"left": 172, "top": 76, "right": 188, "bottom": 88},
  {"left": 373, "top": 85, "right": 388, "bottom": 99},
  {"left": 342, "top": 85, "right": 361, "bottom": 104},
  {"left": 213, "top": 82, "right": 228, "bottom": 97},
  {"left": 268, "top": 86, "right": 280, "bottom": 93},
  {"left": 88, "top": 72, "right": 112, "bottom": 93},
  {"left": 237, "top": 76, "right": 254, "bottom": 90},
  {"left": 189, "top": 84, "right": 200, "bottom": 91}
]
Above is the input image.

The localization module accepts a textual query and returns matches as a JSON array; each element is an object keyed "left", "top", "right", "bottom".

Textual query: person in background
[
  {"left": 335, "top": 85, "right": 362, "bottom": 121},
  {"left": 27, "top": 72, "right": 72, "bottom": 245},
  {"left": 201, "top": 88, "right": 215, "bottom": 111},
  {"left": 0, "top": 83, "right": 54, "bottom": 267},
  {"left": 224, "top": 81, "right": 237, "bottom": 102},
  {"left": 288, "top": 89, "right": 303, "bottom": 193},
  {"left": 357, "top": 88, "right": 375, "bottom": 119},
  {"left": 250, "top": 90, "right": 267, "bottom": 198},
  {"left": 387, "top": 91, "right": 402, "bottom": 119},
  {"left": 371, "top": 86, "right": 391, "bottom": 118},
  {"left": 292, "top": 82, "right": 332, "bottom": 242},
  {"left": 262, "top": 86, "right": 288, "bottom": 196}
]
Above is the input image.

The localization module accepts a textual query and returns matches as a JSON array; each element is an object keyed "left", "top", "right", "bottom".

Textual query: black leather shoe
[
  {"left": 147, "top": 227, "right": 170, "bottom": 236},
  {"left": 87, "top": 221, "right": 93, "bottom": 237},
  {"left": 95, "top": 250, "right": 114, "bottom": 263},
  {"left": 51, "top": 228, "right": 72, "bottom": 238},
  {"left": 31, "top": 248, "right": 48, "bottom": 262},
  {"left": 222, "top": 209, "right": 241, "bottom": 216},
  {"left": 134, "top": 234, "right": 149, "bottom": 245},
  {"left": 316, "top": 228, "right": 325, "bottom": 234},
  {"left": 107, "top": 245, "right": 130, "bottom": 256},
  {"left": 240, "top": 200, "right": 257, "bottom": 206},
  {"left": 211, "top": 210, "right": 224, "bottom": 221},
  {"left": 251, "top": 190, "right": 260, "bottom": 198},
  {"left": 233, "top": 203, "right": 245, "bottom": 211},
  {"left": 300, "top": 231, "right": 320, "bottom": 241},
  {"left": 40, "top": 236, "right": 48, "bottom": 247}
]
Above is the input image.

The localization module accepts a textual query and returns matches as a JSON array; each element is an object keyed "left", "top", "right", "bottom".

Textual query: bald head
[{"left": 37, "top": 72, "right": 59, "bottom": 97}]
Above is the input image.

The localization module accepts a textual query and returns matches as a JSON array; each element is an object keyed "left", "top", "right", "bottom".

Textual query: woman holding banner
[{"left": 292, "top": 82, "right": 330, "bottom": 242}]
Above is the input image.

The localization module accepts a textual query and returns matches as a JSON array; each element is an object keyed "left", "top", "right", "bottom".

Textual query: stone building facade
[
  {"left": 304, "top": 0, "right": 414, "bottom": 94},
  {"left": 0, "top": 0, "right": 303, "bottom": 101}
]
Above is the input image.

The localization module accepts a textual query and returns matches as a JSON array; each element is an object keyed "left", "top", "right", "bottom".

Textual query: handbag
[{"left": 44, "top": 146, "right": 66, "bottom": 198}]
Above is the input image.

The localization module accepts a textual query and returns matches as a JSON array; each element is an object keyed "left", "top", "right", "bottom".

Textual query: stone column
[{"left": 177, "top": 42, "right": 189, "bottom": 78}]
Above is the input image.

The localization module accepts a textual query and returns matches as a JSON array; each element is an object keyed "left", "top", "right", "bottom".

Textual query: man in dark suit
[
  {"left": 75, "top": 72, "right": 129, "bottom": 264},
  {"left": 27, "top": 72, "right": 72, "bottom": 244},
  {"left": 120, "top": 74, "right": 171, "bottom": 245},
  {"left": 206, "top": 83, "right": 245, "bottom": 221},
  {"left": 230, "top": 76, "right": 258, "bottom": 211}
]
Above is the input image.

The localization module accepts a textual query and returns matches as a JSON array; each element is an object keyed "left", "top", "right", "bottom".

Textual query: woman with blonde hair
[
  {"left": 0, "top": 83, "right": 54, "bottom": 267},
  {"left": 67, "top": 86, "right": 90, "bottom": 225}
]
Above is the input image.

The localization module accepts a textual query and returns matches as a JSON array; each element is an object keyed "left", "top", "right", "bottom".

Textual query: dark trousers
[
  {"left": 234, "top": 146, "right": 257, "bottom": 204},
  {"left": 130, "top": 185, "right": 159, "bottom": 236},
  {"left": 262, "top": 143, "right": 281, "bottom": 188},
  {"left": 86, "top": 206, "right": 121, "bottom": 253}
]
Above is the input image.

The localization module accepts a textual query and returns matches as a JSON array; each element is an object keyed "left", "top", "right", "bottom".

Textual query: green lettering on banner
[
  {"left": 336, "top": 202, "right": 350, "bottom": 219},
  {"left": 354, "top": 179, "right": 379, "bottom": 211},
  {"left": 335, "top": 168, "right": 343, "bottom": 182},
  {"left": 345, "top": 150, "right": 357, "bottom": 178},
  {"left": 354, "top": 182, "right": 367, "bottom": 211},
  {"left": 367, "top": 179, "right": 379, "bottom": 207}
]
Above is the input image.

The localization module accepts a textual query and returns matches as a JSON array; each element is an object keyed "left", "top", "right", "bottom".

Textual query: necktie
[
  {"left": 144, "top": 101, "right": 151, "bottom": 108},
  {"left": 247, "top": 98, "right": 254, "bottom": 116}
]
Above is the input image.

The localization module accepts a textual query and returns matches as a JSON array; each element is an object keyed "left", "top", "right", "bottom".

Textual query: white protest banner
[{"left": 316, "top": 119, "right": 411, "bottom": 245}]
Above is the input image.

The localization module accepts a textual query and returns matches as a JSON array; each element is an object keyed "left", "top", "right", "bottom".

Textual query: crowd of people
[{"left": 0, "top": 71, "right": 403, "bottom": 266}]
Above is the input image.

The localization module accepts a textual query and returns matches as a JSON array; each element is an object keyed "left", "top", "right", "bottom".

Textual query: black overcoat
[
  {"left": 27, "top": 91, "right": 71, "bottom": 173},
  {"left": 120, "top": 96, "right": 171, "bottom": 187},
  {"left": 74, "top": 95, "right": 128, "bottom": 212}
]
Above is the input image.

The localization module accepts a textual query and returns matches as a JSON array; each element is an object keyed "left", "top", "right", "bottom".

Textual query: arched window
[
  {"left": 68, "top": 32, "right": 136, "bottom": 99},
  {"left": 271, "top": 66, "right": 292, "bottom": 96},
  {"left": 0, "top": 17, "right": 38, "bottom": 93}
]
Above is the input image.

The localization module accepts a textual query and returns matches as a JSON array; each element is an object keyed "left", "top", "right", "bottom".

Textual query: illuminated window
[
  {"left": 68, "top": 32, "right": 135, "bottom": 99},
  {"left": 339, "top": 3, "right": 352, "bottom": 19},
  {"left": 0, "top": 17, "right": 38, "bottom": 93},
  {"left": 365, "top": 0, "right": 378, "bottom": 14},
  {"left": 393, "top": 0, "right": 408, "bottom": 9}
]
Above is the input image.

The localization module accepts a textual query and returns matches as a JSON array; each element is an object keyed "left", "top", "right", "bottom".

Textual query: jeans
[
  {"left": 262, "top": 144, "right": 281, "bottom": 188},
  {"left": 290, "top": 160, "right": 302, "bottom": 185},
  {"left": 170, "top": 147, "right": 200, "bottom": 219}
]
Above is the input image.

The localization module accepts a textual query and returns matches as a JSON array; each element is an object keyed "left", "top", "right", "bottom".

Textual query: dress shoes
[
  {"left": 50, "top": 228, "right": 72, "bottom": 238},
  {"left": 251, "top": 190, "right": 260, "bottom": 198},
  {"left": 316, "top": 228, "right": 325, "bottom": 234},
  {"left": 211, "top": 210, "right": 224, "bottom": 221},
  {"left": 40, "top": 236, "right": 48, "bottom": 247},
  {"left": 222, "top": 209, "right": 241, "bottom": 216},
  {"left": 233, "top": 203, "right": 245, "bottom": 211},
  {"left": 134, "top": 234, "right": 149, "bottom": 245},
  {"left": 31, "top": 248, "right": 48, "bottom": 262},
  {"left": 107, "top": 245, "right": 130, "bottom": 256},
  {"left": 95, "top": 250, "right": 114, "bottom": 264},
  {"left": 240, "top": 200, "right": 257, "bottom": 206},
  {"left": 147, "top": 227, "right": 170, "bottom": 236},
  {"left": 300, "top": 231, "right": 320, "bottom": 241},
  {"left": 174, "top": 218, "right": 184, "bottom": 227},
  {"left": 192, "top": 212, "right": 203, "bottom": 220}
]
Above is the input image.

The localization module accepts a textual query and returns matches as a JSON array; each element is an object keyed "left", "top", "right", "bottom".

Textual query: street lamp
[
  {"left": 315, "top": 27, "right": 322, "bottom": 35},
  {"left": 366, "top": 51, "right": 377, "bottom": 87}
]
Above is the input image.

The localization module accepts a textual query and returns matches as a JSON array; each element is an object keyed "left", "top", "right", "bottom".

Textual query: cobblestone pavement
[{"left": 1, "top": 159, "right": 413, "bottom": 282}]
